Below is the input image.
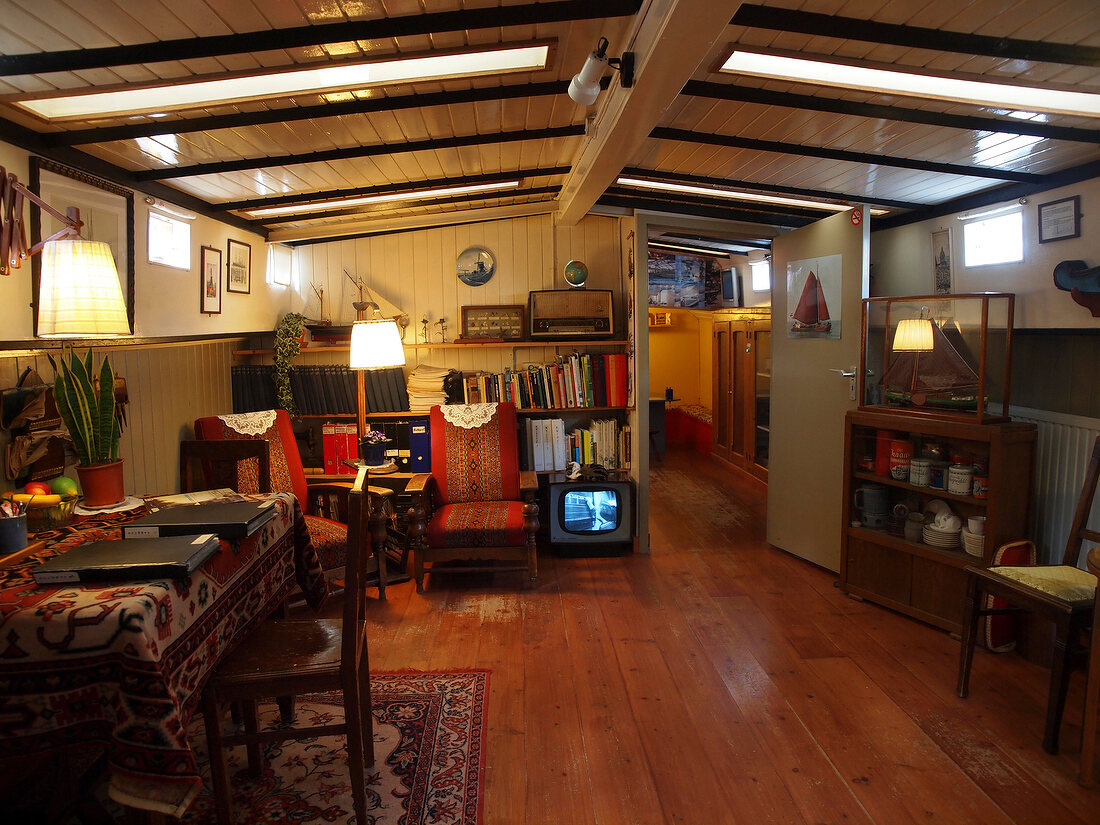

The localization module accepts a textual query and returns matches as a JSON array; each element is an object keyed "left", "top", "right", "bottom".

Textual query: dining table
[{"left": 0, "top": 491, "right": 328, "bottom": 818}]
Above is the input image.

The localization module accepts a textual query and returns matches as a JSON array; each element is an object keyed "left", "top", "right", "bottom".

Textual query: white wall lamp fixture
[{"left": 568, "top": 37, "right": 634, "bottom": 106}]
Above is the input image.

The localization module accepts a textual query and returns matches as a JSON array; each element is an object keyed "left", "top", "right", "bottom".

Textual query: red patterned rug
[{"left": 181, "top": 670, "right": 488, "bottom": 825}]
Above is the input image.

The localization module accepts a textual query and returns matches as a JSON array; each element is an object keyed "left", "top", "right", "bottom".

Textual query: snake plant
[{"left": 47, "top": 347, "right": 119, "bottom": 467}]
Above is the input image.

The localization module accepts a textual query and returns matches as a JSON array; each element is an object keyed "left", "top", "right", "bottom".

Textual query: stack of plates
[
  {"left": 961, "top": 527, "right": 985, "bottom": 558},
  {"left": 923, "top": 523, "right": 961, "bottom": 549}
]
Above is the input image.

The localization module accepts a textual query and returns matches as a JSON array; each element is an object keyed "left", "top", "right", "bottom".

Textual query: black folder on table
[
  {"left": 122, "top": 499, "right": 277, "bottom": 540},
  {"left": 32, "top": 533, "right": 222, "bottom": 584}
]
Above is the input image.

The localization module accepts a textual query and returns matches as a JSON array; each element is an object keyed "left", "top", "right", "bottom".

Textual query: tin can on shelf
[
  {"left": 928, "top": 461, "right": 949, "bottom": 490},
  {"left": 972, "top": 475, "right": 989, "bottom": 498},
  {"left": 889, "top": 439, "right": 913, "bottom": 480},
  {"left": 947, "top": 464, "right": 974, "bottom": 495},
  {"left": 908, "top": 457, "right": 931, "bottom": 487}
]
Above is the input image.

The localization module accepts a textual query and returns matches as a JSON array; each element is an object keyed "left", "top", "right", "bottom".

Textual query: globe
[{"left": 563, "top": 259, "right": 589, "bottom": 288}]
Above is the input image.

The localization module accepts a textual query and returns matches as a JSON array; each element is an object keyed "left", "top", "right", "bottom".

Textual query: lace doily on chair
[
  {"left": 217, "top": 410, "right": 278, "bottom": 436},
  {"left": 440, "top": 403, "right": 498, "bottom": 429}
]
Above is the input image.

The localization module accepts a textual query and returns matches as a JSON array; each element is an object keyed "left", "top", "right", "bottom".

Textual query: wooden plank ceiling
[{"left": 0, "top": 0, "right": 1097, "bottom": 242}]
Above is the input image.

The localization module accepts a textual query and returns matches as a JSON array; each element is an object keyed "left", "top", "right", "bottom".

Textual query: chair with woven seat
[
  {"left": 194, "top": 409, "right": 389, "bottom": 598},
  {"left": 179, "top": 439, "right": 270, "bottom": 494},
  {"left": 202, "top": 466, "right": 384, "bottom": 825},
  {"left": 957, "top": 434, "right": 1100, "bottom": 754},
  {"left": 406, "top": 402, "right": 538, "bottom": 592}
]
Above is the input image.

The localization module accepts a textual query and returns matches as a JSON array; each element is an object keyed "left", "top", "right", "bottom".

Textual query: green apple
[{"left": 49, "top": 476, "right": 79, "bottom": 497}]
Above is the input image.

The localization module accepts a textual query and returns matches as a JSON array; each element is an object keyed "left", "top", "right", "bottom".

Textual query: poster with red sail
[{"left": 787, "top": 254, "right": 842, "bottom": 338}]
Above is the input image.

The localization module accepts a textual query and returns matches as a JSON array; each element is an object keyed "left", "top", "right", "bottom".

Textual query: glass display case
[{"left": 859, "top": 293, "right": 1015, "bottom": 423}]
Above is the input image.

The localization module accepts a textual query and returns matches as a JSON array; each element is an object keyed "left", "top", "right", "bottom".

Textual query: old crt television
[
  {"left": 528, "top": 289, "right": 614, "bottom": 339},
  {"left": 549, "top": 480, "right": 634, "bottom": 555}
]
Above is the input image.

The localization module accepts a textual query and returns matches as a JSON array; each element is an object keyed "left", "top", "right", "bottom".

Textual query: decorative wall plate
[
  {"left": 563, "top": 259, "right": 589, "bottom": 288},
  {"left": 457, "top": 246, "right": 495, "bottom": 286}
]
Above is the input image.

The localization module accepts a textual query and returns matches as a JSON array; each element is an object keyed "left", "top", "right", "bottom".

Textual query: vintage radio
[{"left": 528, "top": 289, "right": 614, "bottom": 339}]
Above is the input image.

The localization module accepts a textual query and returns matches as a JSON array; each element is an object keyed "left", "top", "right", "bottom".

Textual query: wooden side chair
[
  {"left": 958, "top": 434, "right": 1100, "bottom": 754},
  {"left": 1081, "top": 546, "right": 1100, "bottom": 786},
  {"left": 201, "top": 467, "right": 385, "bottom": 825},
  {"left": 194, "top": 409, "right": 390, "bottom": 599},
  {"left": 406, "top": 402, "right": 538, "bottom": 592},
  {"left": 179, "top": 439, "right": 270, "bottom": 494}
]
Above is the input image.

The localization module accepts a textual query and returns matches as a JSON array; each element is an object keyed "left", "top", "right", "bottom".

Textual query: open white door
[{"left": 766, "top": 208, "right": 869, "bottom": 571}]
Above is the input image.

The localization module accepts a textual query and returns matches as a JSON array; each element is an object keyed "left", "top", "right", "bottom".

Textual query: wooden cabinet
[
  {"left": 840, "top": 409, "right": 1036, "bottom": 634},
  {"left": 712, "top": 312, "right": 770, "bottom": 480}
]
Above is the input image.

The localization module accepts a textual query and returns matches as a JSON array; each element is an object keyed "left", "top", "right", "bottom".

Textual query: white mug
[{"left": 967, "top": 515, "right": 986, "bottom": 535}]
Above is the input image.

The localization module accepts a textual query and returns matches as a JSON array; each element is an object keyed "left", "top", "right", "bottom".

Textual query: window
[
  {"left": 963, "top": 210, "right": 1023, "bottom": 267},
  {"left": 267, "top": 243, "right": 293, "bottom": 286},
  {"left": 147, "top": 211, "right": 190, "bottom": 269},
  {"left": 750, "top": 259, "right": 771, "bottom": 292}
]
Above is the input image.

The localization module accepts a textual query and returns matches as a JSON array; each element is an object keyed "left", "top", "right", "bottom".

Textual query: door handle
[{"left": 829, "top": 367, "right": 856, "bottom": 378}]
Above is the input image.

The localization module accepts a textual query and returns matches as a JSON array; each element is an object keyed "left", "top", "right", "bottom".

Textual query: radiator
[{"left": 1010, "top": 405, "right": 1100, "bottom": 565}]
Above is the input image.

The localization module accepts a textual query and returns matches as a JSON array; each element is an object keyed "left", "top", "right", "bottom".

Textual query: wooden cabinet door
[{"left": 712, "top": 320, "right": 733, "bottom": 462}]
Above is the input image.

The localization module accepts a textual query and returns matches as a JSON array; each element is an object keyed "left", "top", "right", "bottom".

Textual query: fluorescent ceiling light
[
  {"left": 618, "top": 176, "right": 888, "bottom": 215},
  {"left": 649, "top": 241, "right": 730, "bottom": 257},
  {"left": 721, "top": 50, "right": 1100, "bottom": 118},
  {"left": 16, "top": 45, "right": 550, "bottom": 121},
  {"left": 242, "top": 181, "right": 522, "bottom": 218}
]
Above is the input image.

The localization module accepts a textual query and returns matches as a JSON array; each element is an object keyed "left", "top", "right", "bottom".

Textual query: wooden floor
[{"left": 357, "top": 447, "right": 1098, "bottom": 825}]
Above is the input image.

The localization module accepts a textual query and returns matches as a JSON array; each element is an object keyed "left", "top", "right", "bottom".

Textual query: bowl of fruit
[{"left": 5, "top": 477, "right": 80, "bottom": 533}]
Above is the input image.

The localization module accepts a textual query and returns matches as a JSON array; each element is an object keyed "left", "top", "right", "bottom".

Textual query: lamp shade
[
  {"left": 37, "top": 239, "right": 130, "bottom": 338},
  {"left": 568, "top": 50, "right": 607, "bottom": 105},
  {"left": 349, "top": 318, "right": 406, "bottom": 370},
  {"left": 892, "top": 318, "right": 934, "bottom": 352}
]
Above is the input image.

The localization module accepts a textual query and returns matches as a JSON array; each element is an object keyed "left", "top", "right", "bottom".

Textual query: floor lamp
[{"left": 349, "top": 308, "right": 407, "bottom": 463}]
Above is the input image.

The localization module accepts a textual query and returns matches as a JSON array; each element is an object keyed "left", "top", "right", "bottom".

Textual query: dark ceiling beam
[
  {"left": 597, "top": 191, "right": 813, "bottom": 228},
  {"left": 651, "top": 127, "right": 1044, "bottom": 184},
  {"left": 217, "top": 166, "right": 570, "bottom": 212},
  {"left": 874, "top": 158, "right": 1100, "bottom": 231},
  {"left": 731, "top": 3, "right": 1100, "bottom": 67},
  {"left": 620, "top": 166, "right": 924, "bottom": 211},
  {"left": 684, "top": 81, "right": 1100, "bottom": 145},
  {"left": 0, "top": 0, "right": 643, "bottom": 76},
  {"left": 0, "top": 115, "right": 266, "bottom": 237},
  {"left": 51, "top": 80, "right": 591, "bottom": 146},
  {"left": 135, "top": 126, "right": 584, "bottom": 181},
  {"left": 256, "top": 185, "right": 560, "bottom": 225}
]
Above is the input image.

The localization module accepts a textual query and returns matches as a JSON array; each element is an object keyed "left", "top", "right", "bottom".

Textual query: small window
[
  {"left": 147, "top": 211, "right": 190, "bottom": 269},
  {"left": 963, "top": 210, "right": 1023, "bottom": 267},
  {"left": 750, "top": 259, "right": 771, "bottom": 292},
  {"left": 267, "top": 242, "right": 293, "bottom": 286}
]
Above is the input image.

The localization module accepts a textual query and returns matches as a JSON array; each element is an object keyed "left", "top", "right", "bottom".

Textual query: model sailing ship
[
  {"left": 882, "top": 320, "right": 980, "bottom": 409},
  {"left": 790, "top": 271, "right": 831, "bottom": 333}
]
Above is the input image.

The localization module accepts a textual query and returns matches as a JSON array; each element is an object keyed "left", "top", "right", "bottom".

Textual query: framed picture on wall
[
  {"left": 226, "top": 239, "right": 251, "bottom": 293},
  {"left": 931, "top": 228, "right": 952, "bottom": 294},
  {"left": 201, "top": 246, "right": 222, "bottom": 314},
  {"left": 1038, "top": 195, "right": 1080, "bottom": 243}
]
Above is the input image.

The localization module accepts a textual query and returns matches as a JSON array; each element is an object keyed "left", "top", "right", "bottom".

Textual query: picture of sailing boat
[
  {"left": 790, "top": 270, "right": 832, "bottom": 333},
  {"left": 882, "top": 320, "right": 980, "bottom": 409}
]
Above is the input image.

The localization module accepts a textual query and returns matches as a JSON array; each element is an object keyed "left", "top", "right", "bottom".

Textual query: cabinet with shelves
[
  {"left": 712, "top": 311, "right": 770, "bottom": 480},
  {"left": 840, "top": 408, "right": 1036, "bottom": 634}
]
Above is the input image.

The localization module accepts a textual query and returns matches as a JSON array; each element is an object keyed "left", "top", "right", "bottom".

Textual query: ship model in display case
[{"left": 859, "top": 293, "right": 1015, "bottom": 423}]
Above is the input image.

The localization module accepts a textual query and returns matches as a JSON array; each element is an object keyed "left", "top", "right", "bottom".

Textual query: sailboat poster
[{"left": 787, "top": 254, "right": 842, "bottom": 339}]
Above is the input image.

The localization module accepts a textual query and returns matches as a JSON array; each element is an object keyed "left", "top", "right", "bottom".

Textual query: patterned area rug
[{"left": 179, "top": 670, "right": 488, "bottom": 825}]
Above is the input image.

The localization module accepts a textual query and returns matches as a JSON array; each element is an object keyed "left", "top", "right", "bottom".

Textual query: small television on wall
[
  {"left": 721, "top": 267, "right": 742, "bottom": 308},
  {"left": 548, "top": 480, "right": 634, "bottom": 556}
]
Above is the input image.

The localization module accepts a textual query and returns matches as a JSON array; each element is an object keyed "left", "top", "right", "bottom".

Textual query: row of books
[
  {"left": 321, "top": 420, "right": 433, "bottom": 473},
  {"left": 230, "top": 365, "right": 410, "bottom": 416},
  {"left": 462, "top": 353, "right": 629, "bottom": 410},
  {"left": 523, "top": 417, "right": 631, "bottom": 472}
]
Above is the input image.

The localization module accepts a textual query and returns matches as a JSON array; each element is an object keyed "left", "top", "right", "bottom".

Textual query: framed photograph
[
  {"left": 200, "top": 246, "right": 222, "bottom": 314},
  {"left": 459, "top": 304, "right": 525, "bottom": 340},
  {"left": 30, "top": 158, "right": 135, "bottom": 335},
  {"left": 1038, "top": 195, "right": 1080, "bottom": 243},
  {"left": 226, "top": 239, "right": 251, "bottom": 293},
  {"left": 931, "top": 228, "right": 952, "bottom": 294}
]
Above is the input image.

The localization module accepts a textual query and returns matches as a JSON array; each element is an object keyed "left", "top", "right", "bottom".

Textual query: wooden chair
[
  {"left": 406, "top": 402, "right": 538, "bottom": 592},
  {"left": 1081, "top": 546, "right": 1100, "bottom": 786},
  {"left": 179, "top": 439, "right": 270, "bottom": 494},
  {"left": 201, "top": 467, "right": 384, "bottom": 825},
  {"left": 958, "top": 435, "right": 1100, "bottom": 754},
  {"left": 194, "top": 409, "right": 390, "bottom": 599}
]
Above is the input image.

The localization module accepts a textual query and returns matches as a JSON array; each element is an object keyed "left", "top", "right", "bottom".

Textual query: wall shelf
[{"left": 233, "top": 338, "right": 628, "bottom": 360}]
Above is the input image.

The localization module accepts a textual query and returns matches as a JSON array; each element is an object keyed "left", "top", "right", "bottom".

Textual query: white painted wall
[
  {"left": 871, "top": 176, "right": 1100, "bottom": 329},
  {"left": 0, "top": 140, "right": 278, "bottom": 341}
]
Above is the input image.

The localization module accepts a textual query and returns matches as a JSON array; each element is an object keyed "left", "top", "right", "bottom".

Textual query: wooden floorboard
[{"left": 357, "top": 447, "right": 1099, "bottom": 824}]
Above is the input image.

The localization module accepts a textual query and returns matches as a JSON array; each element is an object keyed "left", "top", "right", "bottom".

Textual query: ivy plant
[{"left": 272, "top": 312, "right": 306, "bottom": 417}]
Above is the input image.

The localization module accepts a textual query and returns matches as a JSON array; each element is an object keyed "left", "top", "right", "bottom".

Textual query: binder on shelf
[
  {"left": 322, "top": 422, "right": 338, "bottom": 474},
  {"left": 334, "top": 423, "right": 350, "bottom": 468},
  {"left": 343, "top": 423, "right": 359, "bottom": 464},
  {"left": 32, "top": 533, "right": 223, "bottom": 584},
  {"left": 123, "top": 500, "right": 277, "bottom": 540},
  {"left": 409, "top": 420, "right": 431, "bottom": 471}
]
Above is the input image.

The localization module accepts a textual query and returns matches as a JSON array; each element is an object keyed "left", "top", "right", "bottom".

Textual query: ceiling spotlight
[{"left": 568, "top": 37, "right": 634, "bottom": 106}]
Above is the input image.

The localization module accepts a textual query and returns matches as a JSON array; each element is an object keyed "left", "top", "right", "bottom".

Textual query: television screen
[
  {"left": 721, "top": 268, "right": 742, "bottom": 307},
  {"left": 561, "top": 489, "right": 621, "bottom": 534}
]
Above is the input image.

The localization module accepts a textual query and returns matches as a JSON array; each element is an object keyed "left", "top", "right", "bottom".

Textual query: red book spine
[
  {"left": 334, "top": 423, "right": 349, "bottom": 470},
  {"left": 344, "top": 423, "right": 358, "bottom": 468},
  {"left": 322, "top": 423, "right": 338, "bottom": 474}
]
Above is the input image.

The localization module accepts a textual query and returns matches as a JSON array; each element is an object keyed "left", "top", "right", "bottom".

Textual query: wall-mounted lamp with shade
[{"left": 1, "top": 167, "right": 130, "bottom": 338}]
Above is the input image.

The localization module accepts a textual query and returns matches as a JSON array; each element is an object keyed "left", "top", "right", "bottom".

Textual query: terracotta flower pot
[{"left": 76, "top": 459, "right": 126, "bottom": 508}]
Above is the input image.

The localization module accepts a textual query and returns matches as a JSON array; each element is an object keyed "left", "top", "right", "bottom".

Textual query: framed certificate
[
  {"left": 460, "top": 305, "right": 525, "bottom": 341},
  {"left": 1038, "top": 195, "right": 1080, "bottom": 243}
]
